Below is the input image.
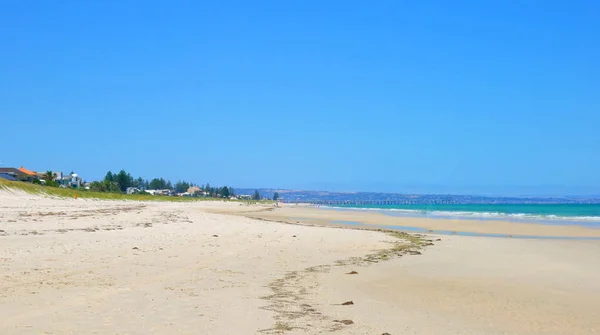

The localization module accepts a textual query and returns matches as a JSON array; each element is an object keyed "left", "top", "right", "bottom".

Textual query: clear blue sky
[{"left": 1, "top": 1, "right": 598, "bottom": 196}]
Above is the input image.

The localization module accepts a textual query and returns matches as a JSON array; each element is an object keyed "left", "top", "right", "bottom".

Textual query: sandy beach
[{"left": 1, "top": 191, "right": 599, "bottom": 334}]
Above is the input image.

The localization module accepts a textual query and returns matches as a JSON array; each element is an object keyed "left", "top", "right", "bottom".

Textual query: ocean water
[{"left": 325, "top": 204, "right": 600, "bottom": 226}]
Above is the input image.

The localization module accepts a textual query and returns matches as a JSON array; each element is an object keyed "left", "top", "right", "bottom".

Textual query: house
[
  {"left": 126, "top": 187, "right": 140, "bottom": 194},
  {"left": 56, "top": 172, "right": 82, "bottom": 188},
  {"left": 0, "top": 173, "right": 18, "bottom": 181},
  {"left": 18, "top": 166, "right": 37, "bottom": 176},
  {"left": 0, "top": 167, "right": 37, "bottom": 182},
  {"left": 187, "top": 186, "right": 202, "bottom": 196},
  {"left": 238, "top": 194, "right": 253, "bottom": 200},
  {"left": 161, "top": 189, "right": 175, "bottom": 196},
  {"left": 144, "top": 189, "right": 173, "bottom": 196}
]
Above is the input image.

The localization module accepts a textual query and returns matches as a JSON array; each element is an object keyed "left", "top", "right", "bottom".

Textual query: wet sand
[
  {"left": 231, "top": 205, "right": 600, "bottom": 238},
  {"left": 1, "top": 191, "right": 599, "bottom": 334},
  {"left": 219, "top": 204, "right": 600, "bottom": 334}
]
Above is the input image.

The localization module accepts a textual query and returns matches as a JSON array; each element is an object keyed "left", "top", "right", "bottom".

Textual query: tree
[
  {"left": 135, "top": 177, "right": 145, "bottom": 189},
  {"left": 253, "top": 190, "right": 261, "bottom": 200},
  {"left": 41, "top": 171, "right": 59, "bottom": 187},
  {"left": 89, "top": 180, "right": 121, "bottom": 193},
  {"left": 114, "top": 170, "right": 133, "bottom": 193},
  {"left": 175, "top": 181, "right": 191, "bottom": 193},
  {"left": 219, "top": 186, "right": 230, "bottom": 198},
  {"left": 104, "top": 171, "right": 114, "bottom": 182},
  {"left": 43, "top": 170, "right": 54, "bottom": 181},
  {"left": 273, "top": 192, "right": 279, "bottom": 201},
  {"left": 149, "top": 178, "right": 167, "bottom": 190},
  {"left": 228, "top": 187, "right": 235, "bottom": 197},
  {"left": 89, "top": 181, "right": 102, "bottom": 192}
]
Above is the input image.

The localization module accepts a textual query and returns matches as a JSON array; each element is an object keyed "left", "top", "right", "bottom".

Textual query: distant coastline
[{"left": 237, "top": 188, "right": 600, "bottom": 205}]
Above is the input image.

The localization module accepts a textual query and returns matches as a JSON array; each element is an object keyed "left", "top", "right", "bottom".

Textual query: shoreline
[{"left": 227, "top": 204, "right": 600, "bottom": 238}]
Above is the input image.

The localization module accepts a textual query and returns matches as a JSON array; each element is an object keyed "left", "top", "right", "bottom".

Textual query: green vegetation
[
  {"left": 101, "top": 170, "right": 235, "bottom": 197},
  {"left": 201, "top": 184, "right": 235, "bottom": 198},
  {"left": 0, "top": 168, "right": 243, "bottom": 202},
  {"left": 43, "top": 170, "right": 54, "bottom": 182},
  {"left": 89, "top": 180, "right": 121, "bottom": 193},
  {"left": 149, "top": 177, "right": 170, "bottom": 190},
  {"left": 0, "top": 179, "right": 203, "bottom": 202},
  {"left": 272, "top": 192, "right": 279, "bottom": 201},
  {"left": 253, "top": 190, "right": 261, "bottom": 200},
  {"left": 1, "top": 166, "right": 243, "bottom": 202},
  {"left": 45, "top": 180, "right": 59, "bottom": 187},
  {"left": 174, "top": 181, "right": 191, "bottom": 193},
  {"left": 39, "top": 170, "right": 60, "bottom": 187},
  {"left": 105, "top": 169, "right": 143, "bottom": 192}
]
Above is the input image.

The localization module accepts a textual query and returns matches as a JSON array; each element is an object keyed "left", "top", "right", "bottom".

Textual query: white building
[
  {"left": 126, "top": 187, "right": 140, "bottom": 194},
  {"left": 57, "top": 172, "right": 82, "bottom": 188}
]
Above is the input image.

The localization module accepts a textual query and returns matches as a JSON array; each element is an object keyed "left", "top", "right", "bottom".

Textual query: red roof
[{"left": 18, "top": 166, "right": 37, "bottom": 176}]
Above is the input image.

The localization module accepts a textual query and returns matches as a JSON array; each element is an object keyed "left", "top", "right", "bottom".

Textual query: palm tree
[{"left": 44, "top": 170, "right": 54, "bottom": 181}]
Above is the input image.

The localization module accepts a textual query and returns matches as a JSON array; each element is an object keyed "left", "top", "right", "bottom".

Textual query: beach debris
[
  {"left": 212, "top": 234, "right": 219, "bottom": 237},
  {"left": 409, "top": 250, "right": 422, "bottom": 255},
  {"left": 382, "top": 333, "right": 391, "bottom": 335},
  {"left": 132, "top": 247, "right": 139, "bottom": 250},
  {"left": 292, "top": 235, "right": 297, "bottom": 237},
  {"left": 333, "top": 319, "right": 354, "bottom": 325},
  {"left": 341, "top": 300, "right": 354, "bottom": 305},
  {"left": 435, "top": 238, "right": 442, "bottom": 241},
  {"left": 346, "top": 271, "right": 358, "bottom": 275}
]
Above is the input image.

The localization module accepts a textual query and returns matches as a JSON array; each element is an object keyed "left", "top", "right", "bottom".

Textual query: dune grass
[{"left": 0, "top": 179, "right": 225, "bottom": 202}]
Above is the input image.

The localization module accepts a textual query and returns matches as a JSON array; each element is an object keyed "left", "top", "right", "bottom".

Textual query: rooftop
[{"left": 18, "top": 166, "right": 37, "bottom": 176}]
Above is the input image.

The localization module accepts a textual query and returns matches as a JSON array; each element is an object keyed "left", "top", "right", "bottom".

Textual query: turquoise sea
[{"left": 327, "top": 204, "right": 600, "bottom": 226}]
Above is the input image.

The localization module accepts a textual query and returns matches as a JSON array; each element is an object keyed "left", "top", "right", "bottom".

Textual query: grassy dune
[{"left": 0, "top": 179, "right": 210, "bottom": 202}]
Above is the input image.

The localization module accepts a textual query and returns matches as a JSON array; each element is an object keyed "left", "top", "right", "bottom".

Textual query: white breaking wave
[{"left": 321, "top": 206, "right": 600, "bottom": 223}]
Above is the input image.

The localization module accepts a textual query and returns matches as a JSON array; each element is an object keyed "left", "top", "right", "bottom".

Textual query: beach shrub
[
  {"left": 89, "top": 180, "right": 121, "bottom": 193},
  {"left": 45, "top": 180, "right": 59, "bottom": 187}
]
